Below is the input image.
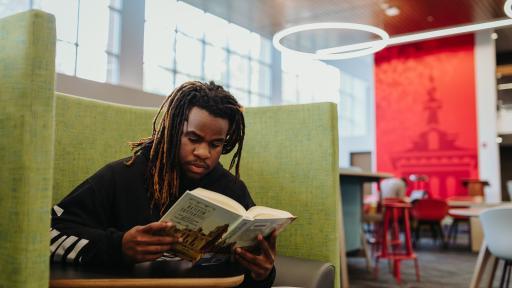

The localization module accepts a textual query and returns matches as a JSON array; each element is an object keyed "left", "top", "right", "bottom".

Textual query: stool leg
[
  {"left": 394, "top": 259, "right": 401, "bottom": 283},
  {"left": 386, "top": 209, "right": 395, "bottom": 275},
  {"left": 404, "top": 209, "right": 414, "bottom": 255},
  {"left": 392, "top": 208, "right": 400, "bottom": 248},
  {"left": 405, "top": 208, "right": 421, "bottom": 282},
  {"left": 382, "top": 208, "right": 390, "bottom": 258},
  {"left": 414, "top": 258, "right": 421, "bottom": 282},
  {"left": 374, "top": 208, "right": 391, "bottom": 279}
]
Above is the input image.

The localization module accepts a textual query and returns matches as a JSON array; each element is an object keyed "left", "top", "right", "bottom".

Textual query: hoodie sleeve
[{"left": 50, "top": 165, "right": 125, "bottom": 265}]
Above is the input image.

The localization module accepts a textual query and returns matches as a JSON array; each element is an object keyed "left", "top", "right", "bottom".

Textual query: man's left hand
[{"left": 234, "top": 230, "right": 277, "bottom": 281}]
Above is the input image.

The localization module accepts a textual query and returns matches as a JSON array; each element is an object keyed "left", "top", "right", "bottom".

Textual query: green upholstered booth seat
[
  {"left": 53, "top": 98, "right": 343, "bottom": 288},
  {"left": 230, "top": 103, "right": 342, "bottom": 288},
  {"left": 53, "top": 97, "right": 343, "bottom": 288},
  {"left": 53, "top": 93, "right": 157, "bottom": 203},
  {"left": 1, "top": 9, "right": 343, "bottom": 288},
  {"left": 0, "top": 10, "right": 56, "bottom": 288}
]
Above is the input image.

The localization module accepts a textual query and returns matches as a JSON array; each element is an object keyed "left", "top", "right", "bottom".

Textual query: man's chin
[
  {"left": 184, "top": 168, "right": 209, "bottom": 179},
  {"left": 185, "top": 172, "right": 203, "bottom": 179}
]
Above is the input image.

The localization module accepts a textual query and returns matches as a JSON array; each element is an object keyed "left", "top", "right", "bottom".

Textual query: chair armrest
[{"left": 273, "top": 255, "right": 335, "bottom": 288}]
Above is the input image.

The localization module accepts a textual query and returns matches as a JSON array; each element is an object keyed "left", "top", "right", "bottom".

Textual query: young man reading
[{"left": 50, "top": 81, "right": 276, "bottom": 287}]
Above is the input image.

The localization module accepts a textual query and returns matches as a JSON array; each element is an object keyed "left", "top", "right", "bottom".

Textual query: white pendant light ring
[
  {"left": 272, "top": 22, "right": 390, "bottom": 60},
  {"left": 505, "top": 0, "right": 512, "bottom": 18}
]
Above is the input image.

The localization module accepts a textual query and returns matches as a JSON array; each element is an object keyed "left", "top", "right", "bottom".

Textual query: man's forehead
[{"left": 182, "top": 108, "right": 229, "bottom": 139}]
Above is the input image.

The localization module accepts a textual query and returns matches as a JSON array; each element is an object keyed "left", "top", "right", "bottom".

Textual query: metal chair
[{"left": 410, "top": 199, "right": 448, "bottom": 248}]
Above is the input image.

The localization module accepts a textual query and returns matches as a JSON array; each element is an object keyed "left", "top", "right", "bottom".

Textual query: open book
[{"left": 159, "top": 187, "right": 296, "bottom": 264}]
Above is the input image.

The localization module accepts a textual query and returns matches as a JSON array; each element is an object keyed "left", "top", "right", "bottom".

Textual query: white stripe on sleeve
[
  {"left": 54, "top": 236, "right": 78, "bottom": 262},
  {"left": 53, "top": 205, "right": 64, "bottom": 216},
  {"left": 50, "top": 229, "right": 60, "bottom": 241},
  {"left": 50, "top": 235, "right": 67, "bottom": 254},
  {"left": 66, "top": 239, "right": 89, "bottom": 263}
]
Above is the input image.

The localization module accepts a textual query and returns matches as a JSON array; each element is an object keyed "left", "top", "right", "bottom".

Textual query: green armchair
[{"left": 0, "top": 10, "right": 345, "bottom": 288}]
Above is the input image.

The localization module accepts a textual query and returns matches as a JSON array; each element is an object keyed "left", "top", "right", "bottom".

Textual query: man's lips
[
  {"left": 187, "top": 162, "right": 209, "bottom": 173},
  {"left": 189, "top": 162, "right": 208, "bottom": 168}
]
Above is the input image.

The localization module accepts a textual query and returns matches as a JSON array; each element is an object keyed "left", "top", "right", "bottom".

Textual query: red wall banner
[{"left": 375, "top": 35, "right": 478, "bottom": 199}]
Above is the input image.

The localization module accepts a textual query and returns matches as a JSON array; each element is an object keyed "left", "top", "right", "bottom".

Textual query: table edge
[{"left": 49, "top": 275, "right": 244, "bottom": 288}]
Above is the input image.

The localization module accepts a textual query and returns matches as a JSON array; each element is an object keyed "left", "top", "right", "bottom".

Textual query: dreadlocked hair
[{"left": 126, "top": 81, "right": 245, "bottom": 215}]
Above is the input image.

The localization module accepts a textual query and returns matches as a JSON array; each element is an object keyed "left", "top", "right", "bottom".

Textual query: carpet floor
[{"left": 347, "top": 234, "right": 506, "bottom": 287}]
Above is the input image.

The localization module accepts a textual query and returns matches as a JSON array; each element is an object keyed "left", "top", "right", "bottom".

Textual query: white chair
[{"left": 480, "top": 207, "right": 512, "bottom": 287}]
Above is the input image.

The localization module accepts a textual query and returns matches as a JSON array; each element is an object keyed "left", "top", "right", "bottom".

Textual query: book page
[
  {"left": 246, "top": 205, "right": 294, "bottom": 219},
  {"left": 222, "top": 217, "right": 295, "bottom": 248},
  {"left": 191, "top": 188, "right": 246, "bottom": 215}
]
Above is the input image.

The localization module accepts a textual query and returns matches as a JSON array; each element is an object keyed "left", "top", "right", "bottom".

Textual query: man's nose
[{"left": 193, "top": 143, "right": 210, "bottom": 159}]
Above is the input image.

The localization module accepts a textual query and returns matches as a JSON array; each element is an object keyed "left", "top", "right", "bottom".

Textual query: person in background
[
  {"left": 50, "top": 81, "right": 276, "bottom": 287},
  {"left": 380, "top": 177, "right": 407, "bottom": 199}
]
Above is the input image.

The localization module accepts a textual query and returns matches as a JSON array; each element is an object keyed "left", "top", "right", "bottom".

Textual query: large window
[
  {"left": 0, "top": 0, "right": 30, "bottom": 19},
  {"left": 1, "top": 0, "right": 121, "bottom": 83},
  {"left": 281, "top": 54, "right": 340, "bottom": 104},
  {"left": 281, "top": 54, "right": 368, "bottom": 138},
  {"left": 143, "top": 0, "right": 272, "bottom": 106},
  {"left": 339, "top": 71, "right": 367, "bottom": 137}
]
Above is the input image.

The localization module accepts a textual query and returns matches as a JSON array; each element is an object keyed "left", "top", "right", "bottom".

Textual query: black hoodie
[{"left": 50, "top": 148, "right": 275, "bottom": 287}]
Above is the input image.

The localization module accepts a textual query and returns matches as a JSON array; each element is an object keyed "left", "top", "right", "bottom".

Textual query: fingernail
[{"left": 258, "top": 234, "right": 263, "bottom": 241}]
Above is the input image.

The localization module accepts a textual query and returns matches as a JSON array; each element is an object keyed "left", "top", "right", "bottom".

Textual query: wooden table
[
  {"left": 449, "top": 204, "right": 502, "bottom": 253},
  {"left": 449, "top": 207, "right": 484, "bottom": 253},
  {"left": 447, "top": 196, "right": 484, "bottom": 208},
  {"left": 50, "top": 259, "right": 244, "bottom": 288}
]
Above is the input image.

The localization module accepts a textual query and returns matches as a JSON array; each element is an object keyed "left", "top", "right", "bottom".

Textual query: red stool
[{"left": 375, "top": 200, "right": 420, "bottom": 283}]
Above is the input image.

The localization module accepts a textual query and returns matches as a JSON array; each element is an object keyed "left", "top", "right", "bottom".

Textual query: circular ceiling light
[
  {"left": 272, "top": 22, "right": 390, "bottom": 60},
  {"left": 505, "top": 0, "right": 512, "bottom": 18}
]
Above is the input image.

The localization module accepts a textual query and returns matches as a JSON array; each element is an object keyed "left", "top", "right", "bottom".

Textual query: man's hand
[
  {"left": 122, "top": 221, "right": 181, "bottom": 263},
  {"left": 234, "top": 230, "right": 277, "bottom": 281}
]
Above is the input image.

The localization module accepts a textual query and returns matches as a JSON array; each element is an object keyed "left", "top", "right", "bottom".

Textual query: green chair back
[
  {"left": 0, "top": 10, "right": 56, "bottom": 288},
  {"left": 53, "top": 94, "right": 156, "bottom": 203},
  {"left": 224, "top": 103, "right": 342, "bottom": 288}
]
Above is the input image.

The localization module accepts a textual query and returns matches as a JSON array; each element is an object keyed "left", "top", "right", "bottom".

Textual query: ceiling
[{"left": 183, "top": 0, "right": 512, "bottom": 53}]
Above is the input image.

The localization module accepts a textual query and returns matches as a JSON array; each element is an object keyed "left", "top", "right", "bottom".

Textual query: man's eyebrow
[
  {"left": 183, "top": 130, "right": 225, "bottom": 142},
  {"left": 183, "top": 130, "right": 205, "bottom": 140},
  {"left": 183, "top": 130, "right": 201, "bottom": 137}
]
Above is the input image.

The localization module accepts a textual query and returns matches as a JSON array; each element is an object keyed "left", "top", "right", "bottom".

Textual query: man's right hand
[{"left": 122, "top": 221, "right": 181, "bottom": 263}]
